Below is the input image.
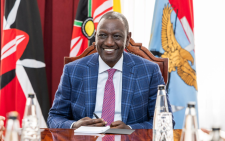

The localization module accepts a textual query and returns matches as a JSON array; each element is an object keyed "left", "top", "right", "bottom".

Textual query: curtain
[
  {"left": 37, "top": 0, "right": 80, "bottom": 103},
  {"left": 120, "top": 0, "right": 155, "bottom": 48}
]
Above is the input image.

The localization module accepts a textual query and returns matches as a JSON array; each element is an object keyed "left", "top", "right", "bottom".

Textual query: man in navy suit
[{"left": 47, "top": 11, "right": 174, "bottom": 129}]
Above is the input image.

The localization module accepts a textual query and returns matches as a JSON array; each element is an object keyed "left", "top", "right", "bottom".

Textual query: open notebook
[
  {"left": 74, "top": 126, "right": 135, "bottom": 135},
  {"left": 75, "top": 126, "right": 110, "bottom": 134}
]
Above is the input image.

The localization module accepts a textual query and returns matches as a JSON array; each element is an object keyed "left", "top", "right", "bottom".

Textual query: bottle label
[
  {"left": 153, "top": 112, "right": 173, "bottom": 141},
  {"left": 21, "top": 115, "right": 40, "bottom": 141}
]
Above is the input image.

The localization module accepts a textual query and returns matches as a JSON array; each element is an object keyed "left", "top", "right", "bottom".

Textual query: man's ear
[
  {"left": 129, "top": 32, "right": 131, "bottom": 38},
  {"left": 126, "top": 32, "right": 131, "bottom": 47},
  {"left": 95, "top": 31, "right": 98, "bottom": 44},
  {"left": 94, "top": 32, "right": 97, "bottom": 50}
]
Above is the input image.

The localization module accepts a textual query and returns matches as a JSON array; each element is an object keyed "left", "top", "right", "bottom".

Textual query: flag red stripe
[
  {"left": 0, "top": 76, "right": 26, "bottom": 127},
  {"left": 1, "top": 29, "right": 29, "bottom": 75},
  {"left": 94, "top": 7, "right": 113, "bottom": 22},
  {"left": 15, "top": 76, "right": 26, "bottom": 127},
  {"left": 76, "top": 38, "right": 89, "bottom": 56},
  {"left": 2, "top": 44, "right": 16, "bottom": 56},
  {"left": 169, "top": 0, "right": 194, "bottom": 31},
  {"left": 2, "top": 35, "right": 25, "bottom": 56},
  {"left": 70, "top": 37, "right": 82, "bottom": 52}
]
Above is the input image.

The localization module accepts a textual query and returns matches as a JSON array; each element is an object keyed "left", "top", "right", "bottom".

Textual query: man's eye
[
  {"left": 114, "top": 35, "right": 121, "bottom": 39},
  {"left": 98, "top": 34, "right": 106, "bottom": 37}
]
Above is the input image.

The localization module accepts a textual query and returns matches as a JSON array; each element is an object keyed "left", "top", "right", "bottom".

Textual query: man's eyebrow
[{"left": 98, "top": 29, "right": 125, "bottom": 34}]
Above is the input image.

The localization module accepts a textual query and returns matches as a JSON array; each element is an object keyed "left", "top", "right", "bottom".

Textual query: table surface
[{"left": 41, "top": 128, "right": 182, "bottom": 141}]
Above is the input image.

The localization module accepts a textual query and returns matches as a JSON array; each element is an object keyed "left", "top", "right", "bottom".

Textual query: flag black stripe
[{"left": 0, "top": 69, "right": 16, "bottom": 90}]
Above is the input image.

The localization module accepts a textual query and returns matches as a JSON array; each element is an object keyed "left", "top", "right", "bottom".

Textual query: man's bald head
[{"left": 97, "top": 11, "right": 129, "bottom": 34}]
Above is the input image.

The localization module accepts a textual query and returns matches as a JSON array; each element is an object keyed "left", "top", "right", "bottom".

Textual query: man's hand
[
  {"left": 72, "top": 117, "right": 107, "bottom": 129},
  {"left": 0, "top": 116, "right": 5, "bottom": 141},
  {"left": 110, "top": 121, "right": 131, "bottom": 129}
]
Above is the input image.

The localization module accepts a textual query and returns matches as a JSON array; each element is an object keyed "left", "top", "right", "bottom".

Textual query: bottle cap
[
  {"left": 187, "top": 102, "right": 195, "bottom": 108},
  {"left": 158, "top": 85, "right": 166, "bottom": 90},
  {"left": 212, "top": 127, "right": 220, "bottom": 131},
  {"left": 28, "top": 93, "right": 35, "bottom": 98},
  {"left": 7, "top": 111, "right": 19, "bottom": 120}
]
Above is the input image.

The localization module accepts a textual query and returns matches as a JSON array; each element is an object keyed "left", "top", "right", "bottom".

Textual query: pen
[
  {"left": 93, "top": 112, "right": 107, "bottom": 126},
  {"left": 93, "top": 112, "right": 99, "bottom": 119}
]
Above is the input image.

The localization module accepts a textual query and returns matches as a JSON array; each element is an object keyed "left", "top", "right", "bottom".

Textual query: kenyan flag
[
  {"left": 70, "top": 0, "right": 121, "bottom": 57},
  {"left": 0, "top": 0, "right": 50, "bottom": 127}
]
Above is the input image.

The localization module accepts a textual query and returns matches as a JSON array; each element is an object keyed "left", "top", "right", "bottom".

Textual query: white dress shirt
[{"left": 93, "top": 54, "right": 123, "bottom": 121}]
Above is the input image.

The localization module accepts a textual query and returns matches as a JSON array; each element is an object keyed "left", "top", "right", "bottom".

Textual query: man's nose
[{"left": 105, "top": 35, "right": 114, "bottom": 46}]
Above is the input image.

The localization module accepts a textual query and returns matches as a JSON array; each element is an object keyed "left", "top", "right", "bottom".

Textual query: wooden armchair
[{"left": 64, "top": 38, "right": 168, "bottom": 84}]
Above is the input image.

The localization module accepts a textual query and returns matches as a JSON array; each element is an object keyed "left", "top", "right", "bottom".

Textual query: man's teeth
[{"left": 104, "top": 49, "right": 114, "bottom": 51}]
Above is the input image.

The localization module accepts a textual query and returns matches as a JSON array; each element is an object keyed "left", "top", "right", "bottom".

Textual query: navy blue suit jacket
[{"left": 47, "top": 52, "right": 174, "bottom": 129}]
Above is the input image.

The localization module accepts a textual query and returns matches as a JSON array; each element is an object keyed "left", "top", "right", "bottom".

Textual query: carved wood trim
[
  {"left": 64, "top": 38, "right": 168, "bottom": 84},
  {"left": 125, "top": 38, "right": 168, "bottom": 84}
]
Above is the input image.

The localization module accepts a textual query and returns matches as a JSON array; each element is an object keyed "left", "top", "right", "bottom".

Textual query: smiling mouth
[
  {"left": 103, "top": 49, "right": 115, "bottom": 51},
  {"left": 102, "top": 48, "right": 117, "bottom": 54}
]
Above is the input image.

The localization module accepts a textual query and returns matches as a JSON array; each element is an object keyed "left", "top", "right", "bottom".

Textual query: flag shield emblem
[{"left": 82, "top": 17, "right": 95, "bottom": 39}]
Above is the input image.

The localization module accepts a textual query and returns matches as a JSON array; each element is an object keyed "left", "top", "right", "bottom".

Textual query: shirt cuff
[
  {"left": 70, "top": 121, "right": 76, "bottom": 129},
  {"left": 127, "top": 125, "right": 132, "bottom": 129}
]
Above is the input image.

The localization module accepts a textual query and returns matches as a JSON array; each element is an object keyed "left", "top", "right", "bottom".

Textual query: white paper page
[{"left": 74, "top": 126, "right": 110, "bottom": 134}]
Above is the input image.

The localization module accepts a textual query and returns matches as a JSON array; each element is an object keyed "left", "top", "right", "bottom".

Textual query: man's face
[{"left": 95, "top": 18, "right": 130, "bottom": 67}]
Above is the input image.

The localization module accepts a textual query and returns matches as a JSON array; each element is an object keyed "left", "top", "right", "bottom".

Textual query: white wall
[
  {"left": 121, "top": 0, "right": 155, "bottom": 48},
  {"left": 121, "top": 0, "right": 225, "bottom": 130},
  {"left": 194, "top": 0, "right": 225, "bottom": 130}
]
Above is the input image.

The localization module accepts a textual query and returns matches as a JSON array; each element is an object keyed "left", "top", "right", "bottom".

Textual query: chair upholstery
[{"left": 64, "top": 38, "right": 168, "bottom": 84}]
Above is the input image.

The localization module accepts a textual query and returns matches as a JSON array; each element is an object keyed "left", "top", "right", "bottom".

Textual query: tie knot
[{"left": 107, "top": 69, "right": 116, "bottom": 80}]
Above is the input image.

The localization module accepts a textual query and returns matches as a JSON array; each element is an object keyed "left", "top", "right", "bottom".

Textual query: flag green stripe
[
  {"left": 88, "top": 0, "right": 92, "bottom": 17},
  {"left": 74, "top": 20, "right": 83, "bottom": 27}
]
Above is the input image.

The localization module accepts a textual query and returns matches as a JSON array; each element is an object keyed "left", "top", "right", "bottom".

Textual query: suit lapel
[
  {"left": 121, "top": 52, "right": 135, "bottom": 124},
  {"left": 85, "top": 53, "right": 99, "bottom": 118}
]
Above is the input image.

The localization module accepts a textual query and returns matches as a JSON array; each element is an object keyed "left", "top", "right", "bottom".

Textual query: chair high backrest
[{"left": 64, "top": 38, "right": 168, "bottom": 84}]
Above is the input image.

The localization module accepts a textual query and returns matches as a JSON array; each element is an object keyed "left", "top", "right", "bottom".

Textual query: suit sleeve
[
  {"left": 128, "top": 64, "right": 175, "bottom": 129},
  {"left": 47, "top": 65, "right": 76, "bottom": 128}
]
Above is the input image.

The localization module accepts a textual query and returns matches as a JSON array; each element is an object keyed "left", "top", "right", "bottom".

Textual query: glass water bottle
[
  {"left": 153, "top": 85, "right": 173, "bottom": 141},
  {"left": 180, "top": 102, "right": 199, "bottom": 141},
  {"left": 21, "top": 93, "right": 40, "bottom": 141},
  {"left": 210, "top": 127, "right": 223, "bottom": 141},
  {"left": 5, "top": 111, "right": 20, "bottom": 141}
]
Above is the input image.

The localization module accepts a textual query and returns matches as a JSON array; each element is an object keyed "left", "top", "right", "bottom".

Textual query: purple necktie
[
  {"left": 101, "top": 68, "right": 117, "bottom": 126},
  {"left": 102, "top": 135, "right": 115, "bottom": 141}
]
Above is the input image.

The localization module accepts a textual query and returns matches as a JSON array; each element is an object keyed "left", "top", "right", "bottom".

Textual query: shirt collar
[{"left": 99, "top": 54, "right": 123, "bottom": 74}]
